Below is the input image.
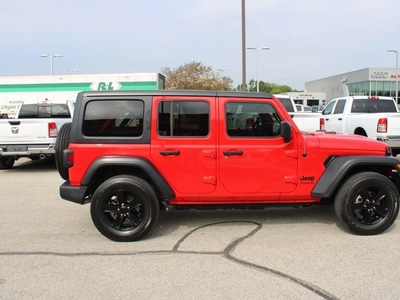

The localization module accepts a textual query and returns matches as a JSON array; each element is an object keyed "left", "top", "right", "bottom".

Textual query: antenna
[{"left": 302, "top": 132, "right": 307, "bottom": 157}]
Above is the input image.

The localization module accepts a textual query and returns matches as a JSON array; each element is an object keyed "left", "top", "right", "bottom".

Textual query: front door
[{"left": 218, "top": 98, "right": 298, "bottom": 198}]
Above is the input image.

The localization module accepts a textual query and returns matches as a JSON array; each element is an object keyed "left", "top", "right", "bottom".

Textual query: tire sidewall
[
  {"left": 55, "top": 122, "right": 71, "bottom": 180},
  {"left": 90, "top": 176, "right": 159, "bottom": 242},
  {"left": 336, "top": 173, "right": 399, "bottom": 235}
]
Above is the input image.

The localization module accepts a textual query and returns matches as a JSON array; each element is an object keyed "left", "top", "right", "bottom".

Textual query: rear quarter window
[{"left": 82, "top": 100, "right": 144, "bottom": 137}]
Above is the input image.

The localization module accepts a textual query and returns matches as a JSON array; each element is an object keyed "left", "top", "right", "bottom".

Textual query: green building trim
[{"left": 0, "top": 81, "right": 158, "bottom": 93}]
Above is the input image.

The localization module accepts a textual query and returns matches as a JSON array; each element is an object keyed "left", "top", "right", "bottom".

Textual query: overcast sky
[{"left": 0, "top": 0, "right": 399, "bottom": 90}]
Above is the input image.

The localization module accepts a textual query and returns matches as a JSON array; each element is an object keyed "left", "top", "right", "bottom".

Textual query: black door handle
[
  {"left": 223, "top": 150, "right": 243, "bottom": 156},
  {"left": 160, "top": 150, "right": 180, "bottom": 155}
]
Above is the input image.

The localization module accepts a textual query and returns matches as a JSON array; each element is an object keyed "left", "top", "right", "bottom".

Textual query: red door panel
[{"left": 150, "top": 96, "right": 217, "bottom": 194}]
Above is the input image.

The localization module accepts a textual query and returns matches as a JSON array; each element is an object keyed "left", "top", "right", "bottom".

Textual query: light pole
[
  {"left": 387, "top": 49, "right": 399, "bottom": 104},
  {"left": 247, "top": 47, "right": 269, "bottom": 92},
  {"left": 41, "top": 54, "right": 63, "bottom": 75},
  {"left": 241, "top": 0, "right": 246, "bottom": 91}
]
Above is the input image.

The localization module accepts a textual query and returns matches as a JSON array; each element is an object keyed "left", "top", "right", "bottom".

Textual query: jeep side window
[
  {"left": 83, "top": 100, "right": 144, "bottom": 137},
  {"left": 226, "top": 102, "right": 281, "bottom": 137},
  {"left": 158, "top": 101, "right": 209, "bottom": 137}
]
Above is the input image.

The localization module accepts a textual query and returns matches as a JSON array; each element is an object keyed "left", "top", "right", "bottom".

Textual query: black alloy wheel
[
  {"left": 90, "top": 175, "right": 159, "bottom": 242},
  {"left": 334, "top": 172, "right": 399, "bottom": 235}
]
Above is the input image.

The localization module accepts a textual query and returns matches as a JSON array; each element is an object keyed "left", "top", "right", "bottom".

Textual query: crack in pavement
[{"left": 0, "top": 220, "right": 339, "bottom": 300}]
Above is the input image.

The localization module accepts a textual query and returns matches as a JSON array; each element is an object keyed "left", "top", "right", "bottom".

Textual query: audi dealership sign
[{"left": 371, "top": 71, "right": 389, "bottom": 78}]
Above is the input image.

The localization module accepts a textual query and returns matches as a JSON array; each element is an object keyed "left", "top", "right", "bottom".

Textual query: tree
[
  {"left": 236, "top": 80, "right": 300, "bottom": 94},
  {"left": 161, "top": 61, "right": 233, "bottom": 90}
]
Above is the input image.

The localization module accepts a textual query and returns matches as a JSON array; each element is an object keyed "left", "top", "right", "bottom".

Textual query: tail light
[
  {"left": 377, "top": 118, "right": 387, "bottom": 133},
  {"left": 245, "top": 118, "right": 254, "bottom": 130},
  {"left": 63, "top": 149, "right": 74, "bottom": 168},
  {"left": 320, "top": 118, "right": 325, "bottom": 131},
  {"left": 48, "top": 122, "right": 58, "bottom": 138}
]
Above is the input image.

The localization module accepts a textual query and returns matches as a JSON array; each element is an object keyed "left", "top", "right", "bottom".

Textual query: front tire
[
  {"left": 334, "top": 172, "right": 399, "bottom": 235},
  {"left": 90, "top": 175, "right": 160, "bottom": 242}
]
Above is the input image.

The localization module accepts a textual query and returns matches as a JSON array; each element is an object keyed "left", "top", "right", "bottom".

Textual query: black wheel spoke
[
  {"left": 372, "top": 190, "right": 385, "bottom": 204},
  {"left": 374, "top": 205, "right": 388, "bottom": 218},
  {"left": 364, "top": 210, "right": 372, "bottom": 224},
  {"left": 128, "top": 199, "right": 141, "bottom": 210},
  {"left": 103, "top": 203, "right": 118, "bottom": 214},
  {"left": 113, "top": 216, "right": 124, "bottom": 229},
  {"left": 127, "top": 214, "right": 142, "bottom": 227}
]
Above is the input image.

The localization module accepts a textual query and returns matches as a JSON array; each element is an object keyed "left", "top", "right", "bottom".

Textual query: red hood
[{"left": 303, "top": 131, "right": 389, "bottom": 155}]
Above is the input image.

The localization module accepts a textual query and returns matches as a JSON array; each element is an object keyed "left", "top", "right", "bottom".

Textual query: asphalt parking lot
[{"left": 1, "top": 158, "right": 400, "bottom": 300}]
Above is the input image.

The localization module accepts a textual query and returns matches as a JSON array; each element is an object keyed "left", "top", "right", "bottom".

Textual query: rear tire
[
  {"left": 0, "top": 156, "right": 15, "bottom": 169},
  {"left": 90, "top": 175, "right": 160, "bottom": 242},
  {"left": 55, "top": 122, "right": 71, "bottom": 180},
  {"left": 334, "top": 172, "right": 399, "bottom": 235}
]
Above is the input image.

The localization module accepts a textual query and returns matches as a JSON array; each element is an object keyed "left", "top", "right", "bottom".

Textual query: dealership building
[{"left": 305, "top": 67, "right": 400, "bottom": 104}]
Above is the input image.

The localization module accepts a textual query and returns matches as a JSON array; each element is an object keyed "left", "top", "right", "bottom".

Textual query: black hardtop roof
[{"left": 79, "top": 90, "right": 273, "bottom": 99}]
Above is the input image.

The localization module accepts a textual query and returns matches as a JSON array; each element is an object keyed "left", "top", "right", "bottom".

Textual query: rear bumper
[
  {"left": 0, "top": 144, "right": 55, "bottom": 156},
  {"left": 59, "top": 181, "right": 88, "bottom": 205}
]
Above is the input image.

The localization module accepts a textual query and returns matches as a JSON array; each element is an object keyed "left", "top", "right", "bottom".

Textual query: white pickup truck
[
  {"left": 0, "top": 99, "right": 75, "bottom": 169},
  {"left": 320, "top": 95, "right": 400, "bottom": 156},
  {"left": 226, "top": 94, "right": 322, "bottom": 132},
  {"left": 274, "top": 94, "right": 322, "bottom": 131}
]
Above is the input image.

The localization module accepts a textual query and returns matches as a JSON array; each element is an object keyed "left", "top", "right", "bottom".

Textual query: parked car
[
  {"left": 312, "top": 105, "right": 325, "bottom": 113},
  {"left": 321, "top": 95, "right": 400, "bottom": 155},
  {"left": 56, "top": 90, "right": 400, "bottom": 242},
  {"left": 296, "top": 104, "right": 312, "bottom": 112},
  {"left": 274, "top": 95, "right": 321, "bottom": 131},
  {"left": 0, "top": 99, "right": 75, "bottom": 169}
]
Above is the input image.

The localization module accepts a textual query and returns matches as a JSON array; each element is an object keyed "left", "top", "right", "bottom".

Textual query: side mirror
[{"left": 280, "top": 121, "right": 292, "bottom": 143}]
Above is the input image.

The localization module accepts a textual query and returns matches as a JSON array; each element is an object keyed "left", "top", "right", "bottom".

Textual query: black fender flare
[
  {"left": 82, "top": 156, "right": 175, "bottom": 199},
  {"left": 312, "top": 156, "right": 400, "bottom": 198}
]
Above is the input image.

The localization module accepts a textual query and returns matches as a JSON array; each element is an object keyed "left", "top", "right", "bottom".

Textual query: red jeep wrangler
[{"left": 56, "top": 90, "right": 400, "bottom": 241}]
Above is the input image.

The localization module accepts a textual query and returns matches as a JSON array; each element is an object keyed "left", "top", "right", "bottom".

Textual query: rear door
[
  {"left": 150, "top": 96, "right": 217, "bottom": 194},
  {"left": 218, "top": 97, "right": 298, "bottom": 199}
]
